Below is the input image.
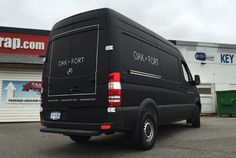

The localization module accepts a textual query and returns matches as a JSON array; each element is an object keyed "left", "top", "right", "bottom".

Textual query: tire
[
  {"left": 69, "top": 135, "right": 91, "bottom": 143},
  {"left": 192, "top": 106, "right": 200, "bottom": 128},
  {"left": 135, "top": 112, "right": 157, "bottom": 150}
]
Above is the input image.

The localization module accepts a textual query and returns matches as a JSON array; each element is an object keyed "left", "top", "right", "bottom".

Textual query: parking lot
[{"left": 0, "top": 117, "right": 236, "bottom": 158}]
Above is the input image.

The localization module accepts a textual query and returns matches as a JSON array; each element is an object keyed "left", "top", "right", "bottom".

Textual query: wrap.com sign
[
  {"left": 0, "top": 32, "right": 48, "bottom": 56},
  {"left": 0, "top": 37, "right": 45, "bottom": 50}
]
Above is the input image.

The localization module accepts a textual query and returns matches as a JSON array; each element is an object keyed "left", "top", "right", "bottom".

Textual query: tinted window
[
  {"left": 48, "top": 26, "right": 98, "bottom": 78},
  {"left": 50, "top": 35, "right": 72, "bottom": 78},
  {"left": 159, "top": 49, "right": 180, "bottom": 82},
  {"left": 46, "top": 25, "right": 99, "bottom": 96},
  {"left": 120, "top": 33, "right": 161, "bottom": 76}
]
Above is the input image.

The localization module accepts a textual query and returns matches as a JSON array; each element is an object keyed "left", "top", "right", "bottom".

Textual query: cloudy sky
[{"left": 1, "top": 0, "right": 236, "bottom": 44}]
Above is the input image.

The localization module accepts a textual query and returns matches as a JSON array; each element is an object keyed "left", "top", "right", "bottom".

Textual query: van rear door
[
  {"left": 48, "top": 25, "right": 99, "bottom": 96},
  {"left": 43, "top": 17, "right": 109, "bottom": 123}
]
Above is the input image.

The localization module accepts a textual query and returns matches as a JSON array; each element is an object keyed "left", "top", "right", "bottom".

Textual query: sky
[{"left": 1, "top": 0, "right": 236, "bottom": 44}]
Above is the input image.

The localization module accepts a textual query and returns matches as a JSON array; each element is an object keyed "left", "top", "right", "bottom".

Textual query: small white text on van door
[
  {"left": 58, "top": 57, "right": 85, "bottom": 67},
  {"left": 133, "top": 51, "right": 159, "bottom": 66}
]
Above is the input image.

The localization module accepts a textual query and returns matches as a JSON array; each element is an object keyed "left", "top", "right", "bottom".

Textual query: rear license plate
[{"left": 50, "top": 112, "right": 61, "bottom": 120}]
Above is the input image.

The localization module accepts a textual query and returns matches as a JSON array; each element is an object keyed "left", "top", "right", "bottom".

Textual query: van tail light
[
  {"left": 100, "top": 124, "right": 111, "bottom": 130},
  {"left": 108, "top": 72, "right": 121, "bottom": 107}
]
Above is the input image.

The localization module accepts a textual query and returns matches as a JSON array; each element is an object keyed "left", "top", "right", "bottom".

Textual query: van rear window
[
  {"left": 120, "top": 33, "right": 161, "bottom": 76},
  {"left": 45, "top": 25, "right": 99, "bottom": 96},
  {"left": 47, "top": 25, "right": 99, "bottom": 79}
]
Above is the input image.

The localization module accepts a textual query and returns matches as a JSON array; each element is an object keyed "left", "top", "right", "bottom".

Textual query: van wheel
[
  {"left": 69, "top": 135, "right": 91, "bottom": 143},
  {"left": 135, "top": 112, "right": 157, "bottom": 150},
  {"left": 192, "top": 106, "right": 200, "bottom": 128}
]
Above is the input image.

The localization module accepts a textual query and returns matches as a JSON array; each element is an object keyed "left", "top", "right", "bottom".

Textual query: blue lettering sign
[
  {"left": 221, "top": 54, "right": 234, "bottom": 64},
  {"left": 229, "top": 54, "right": 234, "bottom": 63}
]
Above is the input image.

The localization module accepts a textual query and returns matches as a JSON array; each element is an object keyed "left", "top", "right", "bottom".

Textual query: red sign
[
  {"left": 22, "top": 81, "right": 42, "bottom": 93},
  {"left": 0, "top": 32, "right": 48, "bottom": 56}
]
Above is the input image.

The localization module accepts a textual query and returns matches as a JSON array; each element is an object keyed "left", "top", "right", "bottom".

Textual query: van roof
[{"left": 52, "top": 8, "right": 183, "bottom": 58}]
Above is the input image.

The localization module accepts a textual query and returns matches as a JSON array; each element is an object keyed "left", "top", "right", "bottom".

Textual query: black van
[{"left": 40, "top": 8, "right": 201, "bottom": 150}]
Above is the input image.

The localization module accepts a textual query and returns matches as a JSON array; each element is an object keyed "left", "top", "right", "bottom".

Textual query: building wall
[
  {"left": 175, "top": 41, "right": 236, "bottom": 114},
  {"left": 0, "top": 26, "right": 48, "bottom": 122},
  {"left": 0, "top": 68, "right": 42, "bottom": 122},
  {"left": 176, "top": 41, "right": 236, "bottom": 91}
]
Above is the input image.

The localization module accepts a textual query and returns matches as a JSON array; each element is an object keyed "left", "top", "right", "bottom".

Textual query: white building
[
  {"left": 0, "top": 26, "right": 48, "bottom": 122},
  {"left": 173, "top": 40, "right": 236, "bottom": 114}
]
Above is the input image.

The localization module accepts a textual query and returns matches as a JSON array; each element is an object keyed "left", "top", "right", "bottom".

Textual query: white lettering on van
[
  {"left": 133, "top": 51, "right": 159, "bottom": 66},
  {"left": 71, "top": 57, "right": 84, "bottom": 64},
  {"left": 57, "top": 57, "right": 85, "bottom": 67},
  {"left": 148, "top": 56, "right": 159, "bottom": 66},
  {"left": 133, "top": 51, "right": 146, "bottom": 62},
  {"left": 58, "top": 60, "right": 68, "bottom": 67}
]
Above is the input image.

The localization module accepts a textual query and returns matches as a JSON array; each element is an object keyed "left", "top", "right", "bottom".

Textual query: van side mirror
[{"left": 194, "top": 75, "right": 200, "bottom": 85}]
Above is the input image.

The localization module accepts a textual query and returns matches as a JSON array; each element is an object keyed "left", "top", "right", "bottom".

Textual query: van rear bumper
[
  {"left": 40, "top": 127, "right": 101, "bottom": 136},
  {"left": 40, "top": 120, "right": 111, "bottom": 136},
  {"left": 40, "top": 106, "right": 139, "bottom": 136}
]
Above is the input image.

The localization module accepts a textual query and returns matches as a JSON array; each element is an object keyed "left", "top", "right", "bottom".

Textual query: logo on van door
[
  {"left": 57, "top": 57, "right": 85, "bottom": 67},
  {"left": 133, "top": 51, "right": 159, "bottom": 66},
  {"left": 67, "top": 67, "right": 73, "bottom": 76}
]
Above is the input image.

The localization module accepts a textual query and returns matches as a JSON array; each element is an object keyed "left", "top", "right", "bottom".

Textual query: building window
[{"left": 198, "top": 88, "right": 211, "bottom": 94}]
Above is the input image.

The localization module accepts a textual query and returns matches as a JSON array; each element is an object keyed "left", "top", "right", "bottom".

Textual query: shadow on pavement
[{"left": 39, "top": 121, "right": 192, "bottom": 157}]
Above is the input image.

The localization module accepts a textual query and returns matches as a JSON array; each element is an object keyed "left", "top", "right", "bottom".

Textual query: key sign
[{"left": 220, "top": 54, "right": 234, "bottom": 64}]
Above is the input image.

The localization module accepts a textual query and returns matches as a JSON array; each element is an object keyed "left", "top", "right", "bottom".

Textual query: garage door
[
  {"left": 197, "top": 83, "right": 216, "bottom": 114},
  {"left": 0, "top": 68, "right": 42, "bottom": 122}
]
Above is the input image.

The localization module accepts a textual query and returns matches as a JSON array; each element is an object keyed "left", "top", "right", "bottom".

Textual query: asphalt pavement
[{"left": 0, "top": 117, "right": 236, "bottom": 158}]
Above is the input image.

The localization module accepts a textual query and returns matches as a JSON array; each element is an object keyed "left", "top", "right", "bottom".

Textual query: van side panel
[
  {"left": 113, "top": 18, "right": 195, "bottom": 124},
  {"left": 111, "top": 19, "right": 166, "bottom": 123}
]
